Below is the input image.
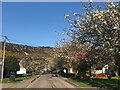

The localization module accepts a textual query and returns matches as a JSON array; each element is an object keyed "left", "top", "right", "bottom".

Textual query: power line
[
  {"left": 7, "top": 38, "right": 39, "bottom": 47},
  {"left": 0, "top": 34, "right": 39, "bottom": 47}
]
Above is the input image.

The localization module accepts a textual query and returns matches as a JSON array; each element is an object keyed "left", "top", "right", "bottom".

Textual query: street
[
  {"left": 1, "top": 74, "right": 111, "bottom": 90},
  {"left": 27, "top": 74, "right": 76, "bottom": 88}
]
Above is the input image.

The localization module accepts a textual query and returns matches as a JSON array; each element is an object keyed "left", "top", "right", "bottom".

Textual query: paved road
[{"left": 27, "top": 74, "right": 76, "bottom": 88}]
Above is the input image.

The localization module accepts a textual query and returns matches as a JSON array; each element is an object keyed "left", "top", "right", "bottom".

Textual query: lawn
[
  {"left": 68, "top": 79, "right": 92, "bottom": 87},
  {"left": 90, "top": 77, "right": 120, "bottom": 89},
  {"left": 62, "top": 73, "right": 120, "bottom": 89},
  {"left": 1, "top": 75, "right": 33, "bottom": 83},
  {"left": 69, "top": 77, "right": 120, "bottom": 89}
]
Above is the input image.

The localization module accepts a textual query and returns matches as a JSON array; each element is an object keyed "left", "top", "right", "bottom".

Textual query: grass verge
[
  {"left": 1, "top": 75, "right": 33, "bottom": 83},
  {"left": 61, "top": 73, "right": 120, "bottom": 89},
  {"left": 67, "top": 78, "right": 92, "bottom": 87}
]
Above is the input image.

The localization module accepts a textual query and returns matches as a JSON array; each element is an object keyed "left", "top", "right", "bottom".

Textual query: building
[
  {"left": 92, "top": 64, "right": 110, "bottom": 77},
  {"left": 17, "top": 63, "right": 26, "bottom": 75}
]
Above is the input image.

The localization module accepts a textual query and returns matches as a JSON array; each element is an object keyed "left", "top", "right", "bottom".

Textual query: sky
[
  {"left": 2, "top": 2, "right": 107, "bottom": 47},
  {"left": 2, "top": 0, "right": 120, "bottom": 2}
]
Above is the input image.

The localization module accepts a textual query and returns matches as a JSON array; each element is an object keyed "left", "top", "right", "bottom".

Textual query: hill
[
  {"left": 0, "top": 42, "right": 54, "bottom": 57},
  {"left": 0, "top": 42, "right": 55, "bottom": 72}
]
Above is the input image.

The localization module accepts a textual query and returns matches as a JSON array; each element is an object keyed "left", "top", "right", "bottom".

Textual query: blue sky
[{"left": 2, "top": 2, "right": 106, "bottom": 47}]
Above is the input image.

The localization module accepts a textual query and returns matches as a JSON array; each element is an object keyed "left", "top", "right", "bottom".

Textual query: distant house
[
  {"left": 17, "top": 63, "right": 26, "bottom": 75},
  {"left": 92, "top": 64, "right": 110, "bottom": 77},
  {"left": 68, "top": 68, "right": 74, "bottom": 74}
]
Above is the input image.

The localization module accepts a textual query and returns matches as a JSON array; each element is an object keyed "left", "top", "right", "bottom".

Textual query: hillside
[
  {"left": 0, "top": 42, "right": 55, "bottom": 70},
  {"left": 0, "top": 42, "right": 53, "bottom": 56},
  {"left": 5, "top": 43, "right": 53, "bottom": 54}
]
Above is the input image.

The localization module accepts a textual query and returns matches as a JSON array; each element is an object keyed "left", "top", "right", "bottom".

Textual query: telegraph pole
[{"left": 1, "top": 36, "right": 6, "bottom": 81}]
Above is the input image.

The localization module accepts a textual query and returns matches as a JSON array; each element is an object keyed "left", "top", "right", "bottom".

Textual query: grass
[
  {"left": 1, "top": 74, "right": 33, "bottom": 83},
  {"left": 90, "top": 77, "right": 120, "bottom": 89},
  {"left": 62, "top": 73, "right": 120, "bottom": 89},
  {"left": 68, "top": 79, "right": 92, "bottom": 87},
  {"left": 98, "top": 76, "right": 120, "bottom": 79}
]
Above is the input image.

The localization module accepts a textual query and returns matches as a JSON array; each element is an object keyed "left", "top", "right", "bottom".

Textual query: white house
[
  {"left": 92, "top": 64, "right": 110, "bottom": 77},
  {"left": 17, "top": 63, "right": 26, "bottom": 75},
  {"left": 69, "top": 68, "right": 74, "bottom": 74},
  {"left": 92, "top": 64, "right": 109, "bottom": 74},
  {"left": 102, "top": 64, "right": 109, "bottom": 74}
]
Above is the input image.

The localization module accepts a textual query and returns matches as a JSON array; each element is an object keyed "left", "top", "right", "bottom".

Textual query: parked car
[{"left": 51, "top": 70, "right": 57, "bottom": 77}]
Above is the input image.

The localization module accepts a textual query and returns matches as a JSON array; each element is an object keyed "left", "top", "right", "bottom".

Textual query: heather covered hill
[
  {"left": 0, "top": 42, "right": 55, "bottom": 73},
  {"left": 4, "top": 42, "right": 53, "bottom": 55}
]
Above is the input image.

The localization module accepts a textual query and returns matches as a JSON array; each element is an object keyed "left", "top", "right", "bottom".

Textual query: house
[
  {"left": 17, "top": 63, "right": 26, "bottom": 75},
  {"left": 68, "top": 68, "right": 74, "bottom": 74},
  {"left": 92, "top": 64, "right": 110, "bottom": 77}
]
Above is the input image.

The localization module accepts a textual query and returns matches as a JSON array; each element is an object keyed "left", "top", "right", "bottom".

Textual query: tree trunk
[
  {"left": 119, "top": 68, "right": 120, "bottom": 76},
  {"left": 114, "top": 69, "right": 119, "bottom": 76}
]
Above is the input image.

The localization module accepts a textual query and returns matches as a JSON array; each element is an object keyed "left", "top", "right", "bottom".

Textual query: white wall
[
  {"left": 69, "top": 68, "right": 74, "bottom": 74},
  {"left": 102, "top": 64, "right": 109, "bottom": 74},
  {"left": 94, "top": 70, "right": 103, "bottom": 74},
  {"left": 17, "top": 67, "right": 26, "bottom": 75}
]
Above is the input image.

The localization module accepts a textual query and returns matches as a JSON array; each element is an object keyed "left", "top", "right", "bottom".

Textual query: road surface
[{"left": 27, "top": 74, "right": 76, "bottom": 88}]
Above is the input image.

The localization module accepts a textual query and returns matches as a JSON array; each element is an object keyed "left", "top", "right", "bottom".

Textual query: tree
[
  {"left": 54, "top": 39, "right": 90, "bottom": 77},
  {"left": 30, "top": 57, "right": 48, "bottom": 74},
  {"left": 4, "top": 56, "right": 20, "bottom": 76},
  {"left": 21, "top": 56, "right": 32, "bottom": 72},
  {"left": 53, "top": 56, "right": 67, "bottom": 71},
  {"left": 64, "top": 2, "right": 120, "bottom": 76}
]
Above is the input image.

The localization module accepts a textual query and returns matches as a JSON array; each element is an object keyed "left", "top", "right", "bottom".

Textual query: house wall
[
  {"left": 102, "top": 65, "right": 109, "bottom": 74},
  {"left": 69, "top": 68, "right": 74, "bottom": 73},
  {"left": 17, "top": 67, "right": 26, "bottom": 75},
  {"left": 94, "top": 70, "right": 103, "bottom": 74},
  {"left": 68, "top": 68, "right": 74, "bottom": 74},
  {"left": 92, "top": 65, "right": 109, "bottom": 77}
]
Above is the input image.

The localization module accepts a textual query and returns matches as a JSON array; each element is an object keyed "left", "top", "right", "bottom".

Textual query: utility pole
[{"left": 1, "top": 36, "right": 6, "bottom": 81}]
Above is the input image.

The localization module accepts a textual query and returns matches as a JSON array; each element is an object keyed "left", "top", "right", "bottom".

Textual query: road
[{"left": 27, "top": 74, "right": 76, "bottom": 88}]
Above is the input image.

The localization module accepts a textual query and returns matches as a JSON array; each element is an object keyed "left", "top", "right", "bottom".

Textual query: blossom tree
[{"left": 64, "top": 1, "right": 120, "bottom": 76}]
